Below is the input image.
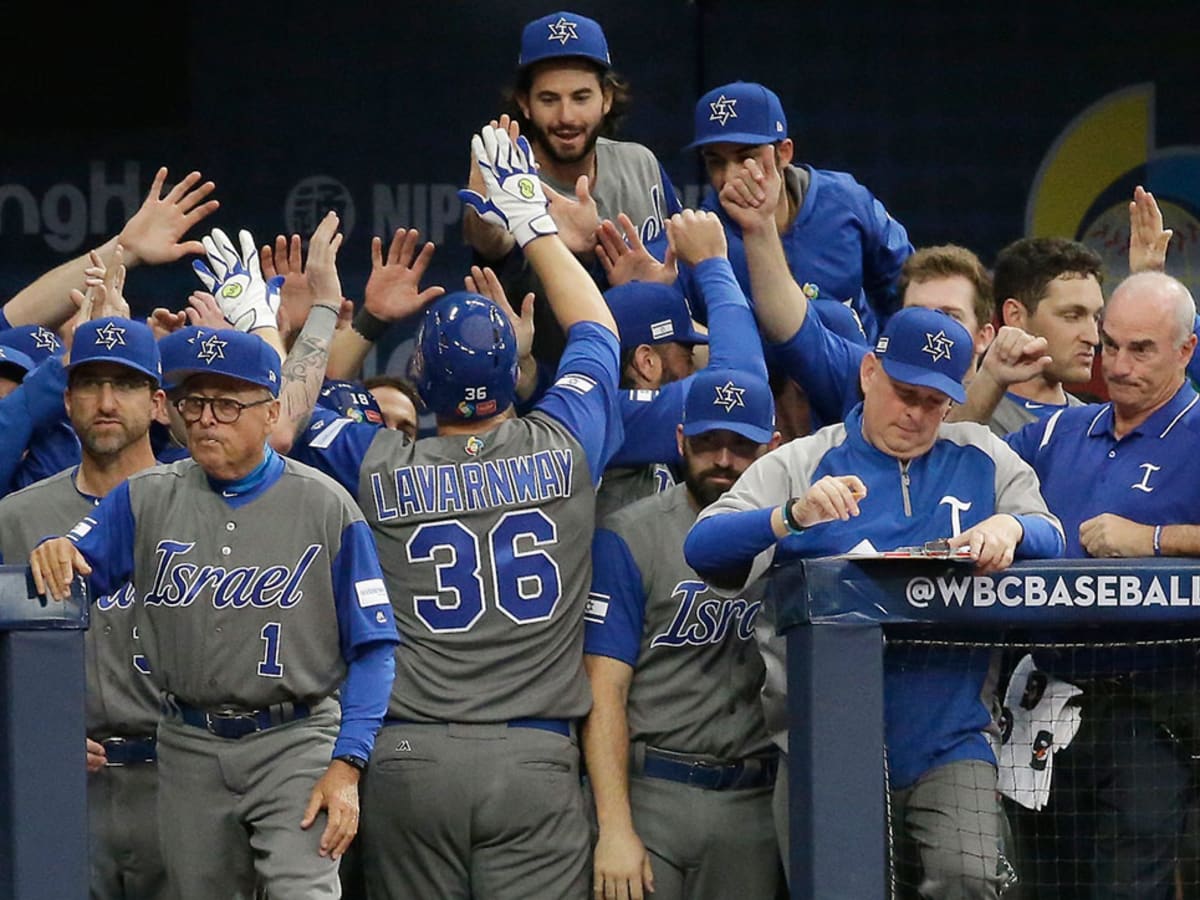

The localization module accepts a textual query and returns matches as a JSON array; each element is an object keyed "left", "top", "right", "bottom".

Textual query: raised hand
[
  {"left": 544, "top": 176, "right": 600, "bottom": 256},
  {"left": 665, "top": 209, "right": 728, "bottom": 267},
  {"left": 718, "top": 148, "right": 780, "bottom": 234},
  {"left": 595, "top": 213, "right": 677, "bottom": 287},
  {"left": 363, "top": 228, "right": 445, "bottom": 323},
  {"left": 1129, "top": 185, "right": 1173, "bottom": 274},
  {"left": 118, "top": 167, "right": 220, "bottom": 267},
  {"left": 193, "top": 227, "right": 282, "bottom": 332},
  {"left": 459, "top": 125, "right": 558, "bottom": 248}
]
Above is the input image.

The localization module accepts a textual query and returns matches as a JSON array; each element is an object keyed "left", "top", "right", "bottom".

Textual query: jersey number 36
[{"left": 406, "top": 509, "right": 562, "bottom": 632}]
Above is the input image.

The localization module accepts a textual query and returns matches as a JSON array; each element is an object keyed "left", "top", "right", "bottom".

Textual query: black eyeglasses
[{"left": 174, "top": 395, "right": 273, "bottom": 424}]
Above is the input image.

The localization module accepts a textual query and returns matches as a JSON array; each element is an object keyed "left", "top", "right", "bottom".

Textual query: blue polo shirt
[{"left": 1004, "top": 381, "right": 1200, "bottom": 557}]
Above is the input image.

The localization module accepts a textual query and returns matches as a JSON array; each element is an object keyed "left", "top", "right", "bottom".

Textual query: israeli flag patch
[
  {"left": 584, "top": 591, "right": 611, "bottom": 625},
  {"left": 355, "top": 578, "right": 390, "bottom": 608},
  {"left": 555, "top": 374, "right": 597, "bottom": 395},
  {"left": 650, "top": 319, "right": 675, "bottom": 340},
  {"left": 68, "top": 517, "right": 97, "bottom": 541}
]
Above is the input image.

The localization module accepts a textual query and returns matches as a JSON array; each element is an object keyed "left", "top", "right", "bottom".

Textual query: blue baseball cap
[
  {"left": 604, "top": 281, "right": 709, "bottom": 354},
  {"left": 67, "top": 318, "right": 161, "bottom": 384},
  {"left": 518, "top": 11, "right": 610, "bottom": 69},
  {"left": 0, "top": 344, "right": 36, "bottom": 381},
  {"left": 318, "top": 378, "right": 384, "bottom": 425},
  {"left": 811, "top": 299, "right": 868, "bottom": 345},
  {"left": 682, "top": 367, "right": 776, "bottom": 445},
  {"left": 687, "top": 81, "right": 788, "bottom": 149},
  {"left": 873, "top": 307, "right": 972, "bottom": 404},
  {"left": 0, "top": 324, "right": 63, "bottom": 364},
  {"left": 162, "top": 328, "right": 281, "bottom": 397}
]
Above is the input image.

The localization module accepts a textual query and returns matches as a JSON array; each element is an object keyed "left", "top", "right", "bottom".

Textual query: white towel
[{"left": 996, "top": 653, "right": 1083, "bottom": 811}]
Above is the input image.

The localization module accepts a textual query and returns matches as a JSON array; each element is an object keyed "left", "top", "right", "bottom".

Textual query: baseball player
[
  {"left": 465, "top": 10, "right": 682, "bottom": 366},
  {"left": 682, "top": 80, "right": 911, "bottom": 342},
  {"left": 30, "top": 326, "right": 400, "bottom": 900},
  {"left": 684, "top": 307, "right": 1064, "bottom": 897},
  {"left": 585, "top": 366, "right": 783, "bottom": 900},
  {"left": 0, "top": 317, "right": 167, "bottom": 899},
  {"left": 292, "top": 122, "right": 621, "bottom": 898}
]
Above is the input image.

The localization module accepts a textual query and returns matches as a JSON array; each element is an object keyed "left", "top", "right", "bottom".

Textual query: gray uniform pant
[
  {"left": 628, "top": 772, "right": 782, "bottom": 900},
  {"left": 891, "top": 759, "right": 1002, "bottom": 900},
  {"left": 156, "top": 702, "right": 342, "bottom": 900},
  {"left": 361, "top": 721, "right": 590, "bottom": 900},
  {"left": 89, "top": 760, "right": 168, "bottom": 900}
]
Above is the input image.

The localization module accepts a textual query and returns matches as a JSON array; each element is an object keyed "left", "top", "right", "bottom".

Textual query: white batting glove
[
  {"left": 192, "top": 228, "right": 282, "bottom": 332},
  {"left": 458, "top": 127, "right": 558, "bottom": 249}
]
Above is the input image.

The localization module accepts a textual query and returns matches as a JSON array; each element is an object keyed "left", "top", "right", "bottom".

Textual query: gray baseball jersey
[
  {"left": 0, "top": 468, "right": 158, "bottom": 738},
  {"left": 71, "top": 457, "right": 390, "bottom": 710},
  {"left": 587, "top": 483, "right": 771, "bottom": 758},
  {"left": 989, "top": 391, "right": 1084, "bottom": 436},
  {"left": 594, "top": 462, "right": 674, "bottom": 523},
  {"left": 354, "top": 411, "right": 596, "bottom": 722}
]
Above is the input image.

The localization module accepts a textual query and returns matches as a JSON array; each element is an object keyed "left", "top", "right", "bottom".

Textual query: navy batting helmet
[{"left": 407, "top": 292, "right": 518, "bottom": 420}]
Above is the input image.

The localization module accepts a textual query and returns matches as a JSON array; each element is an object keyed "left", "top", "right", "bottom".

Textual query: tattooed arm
[{"left": 269, "top": 213, "right": 344, "bottom": 454}]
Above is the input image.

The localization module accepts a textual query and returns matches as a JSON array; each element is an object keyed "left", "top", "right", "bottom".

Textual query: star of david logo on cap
[
  {"left": 547, "top": 16, "right": 579, "bottom": 45},
  {"left": 197, "top": 334, "right": 227, "bottom": 364},
  {"left": 32, "top": 327, "right": 60, "bottom": 352},
  {"left": 713, "top": 379, "right": 746, "bottom": 412},
  {"left": 922, "top": 330, "right": 955, "bottom": 363},
  {"left": 708, "top": 95, "right": 738, "bottom": 127},
  {"left": 94, "top": 322, "right": 127, "bottom": 350}
]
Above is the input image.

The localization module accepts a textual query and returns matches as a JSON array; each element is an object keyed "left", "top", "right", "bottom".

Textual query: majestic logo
[
  {"left": 546, "top": 16, "right": 579, "bottom": 45},
  {"left": 93, "top": 321, "right": 127, "bottom": 350},
  {"left": 922, "top": 330, "right": 956, "bottom": 363},
  {"left": 708, "top": 95, "right": 738, "bottom": 127},
  {"left": 197, "top": 334, "right": 227, "bottom": 364},
  {"left": 713, "top": 379, "right": 746, "bottom": 412},
  {"left": 939, "top": 495, "right": 972, "bottom": 536},
  {"left": 1132, "top": 462, "right": 1161, "bottom": 493},
  {"left": 31, "top": 327, "right": 60, "bottom": 352}
]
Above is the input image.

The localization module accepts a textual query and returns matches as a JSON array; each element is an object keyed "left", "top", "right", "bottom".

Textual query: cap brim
[
  {"left": 165, "top": 366, "right": 277, "bottom": 396},
  {"left": 682, "top": 418, "right": 773, "bottom": 444},
  {"left": 67, "top": 354, "right": 159, "bottom": 384},
  {"left": 685, "top": 131, "right": 781, "bottom": 150},
  {"left": 880, "top": 358, "right": 965, "bottom": 404}
]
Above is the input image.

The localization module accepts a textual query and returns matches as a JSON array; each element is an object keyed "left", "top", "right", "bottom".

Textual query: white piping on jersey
[
  {"left": 899, "top": 459, "right": 912, "bottom": 517},
  {"left": 1161, "top": 393, "right": 1198, "bottom": 438},
  {"left": 309, "top": 416, "right": 351, "bottom": 449},
  {"left": 1083, "top": 405, "right": 1110, "bottom": 439},
  {"left": 1039, "top": 408, "right": 1068, "bottom": 451}
]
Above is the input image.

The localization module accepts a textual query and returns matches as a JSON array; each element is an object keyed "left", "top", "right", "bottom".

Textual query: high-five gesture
[{"left": 460, "top": 125, "right": 558, "bottom": 249}]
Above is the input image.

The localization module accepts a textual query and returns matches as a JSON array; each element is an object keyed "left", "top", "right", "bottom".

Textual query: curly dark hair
[
  {"left": 503, "top": 59, "right": 632, "bottom": 139},
  {"left": 993, "top": 237, "right": 1103, "bottom": 316}
]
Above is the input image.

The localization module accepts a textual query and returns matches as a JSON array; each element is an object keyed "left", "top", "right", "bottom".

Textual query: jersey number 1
[{"left": 258, "top": 622, "right": 284, "bottom": 678}]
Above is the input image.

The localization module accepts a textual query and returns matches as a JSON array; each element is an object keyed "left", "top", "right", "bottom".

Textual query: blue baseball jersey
[
  {"left": 687, "top": 406, "right": 1063, "bottom": 788},
  {"left": 0, "top": 356, "right": 78, "bottom": 496},
  {"left": 66, "top": 450, "right": 399, "bottom": 760},
  {"left": 669, "top": 165, "right": 912, "bottom": 343},
  {"left": 1004, "top": 382, "right": 1200, "bottom": 557},
  {"left": 607, "top": 257, "right": 765, "bottom": 472},
  {"left": 767, "top": 303, "right": 869, "bottom": 430}
]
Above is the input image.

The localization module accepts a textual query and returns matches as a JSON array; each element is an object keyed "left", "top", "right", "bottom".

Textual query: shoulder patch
[
  {"left": 584, "top": 590, "right": 610, "bottom": 625},
  {"left": 355, "top": 578, "right": 389, "bottom": 608},
  {"left": 555, "top": 373, "right": 597, "bottom": 395}
]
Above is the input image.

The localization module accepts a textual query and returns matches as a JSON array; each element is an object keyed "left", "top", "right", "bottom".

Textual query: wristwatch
[{"left": 335, "top": 754, "right": 368, "bottom": 772}]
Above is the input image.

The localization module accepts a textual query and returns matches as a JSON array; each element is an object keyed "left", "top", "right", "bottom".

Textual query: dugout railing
[
  {"left": 772, "top": 556, "right": 1200, "bottom": 899},
  {"left": 0, "top": 565, "right": 88, "bottom": 899}
]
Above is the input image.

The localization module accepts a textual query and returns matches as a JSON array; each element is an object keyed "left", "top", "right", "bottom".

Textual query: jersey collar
[{"left": 1086, "top": 380, "right": 1199, "bottom": 442}]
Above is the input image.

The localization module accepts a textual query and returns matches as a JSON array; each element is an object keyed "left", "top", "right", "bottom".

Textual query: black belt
[
  {"left": 100, "top": 735, "right": 157, "bottom": 766},
  {"left": 170, "top": 697, "right": 311, "bottom": 740},
  {"left": 384, "top": 717, "right": 572, "bottom": 737},
  {"left": 636, "top": 746, "right": 778, "bottom": 791}
]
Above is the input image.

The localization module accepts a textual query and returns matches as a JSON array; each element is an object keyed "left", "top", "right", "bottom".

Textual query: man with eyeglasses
[
  {"left": 29, "top": 327, "right": 400, "bottom": 900},
  {"left": 0, "top": 316, "right": 170, "bottom": 899}
]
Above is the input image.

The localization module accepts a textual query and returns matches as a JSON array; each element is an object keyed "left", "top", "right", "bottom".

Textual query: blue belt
[
  {"left": 638, "top": 747, "right": 778, "bottom": 791},
  {"left": 384, "top": 717, "right": 571, "bottom": 737},
  {"left": 171, "top": 698, "right": 311, "bottom": 740},
  {"left": 101, "top": 735, "right": 157, "bottom": 766}
]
